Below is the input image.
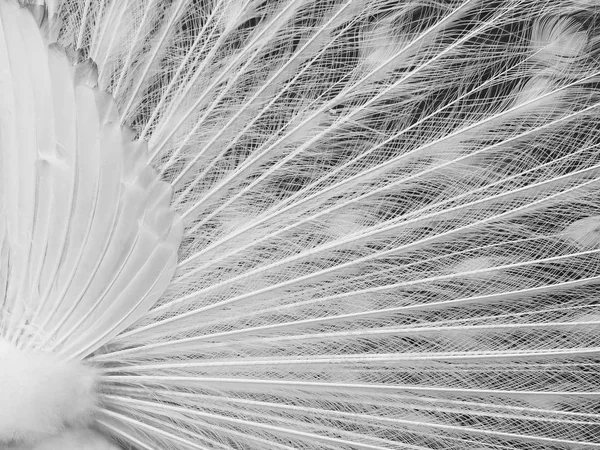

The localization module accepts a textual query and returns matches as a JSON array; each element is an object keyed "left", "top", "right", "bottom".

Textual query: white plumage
[{"left": 1, "top": 0, "right": 600, "bottom": 449}]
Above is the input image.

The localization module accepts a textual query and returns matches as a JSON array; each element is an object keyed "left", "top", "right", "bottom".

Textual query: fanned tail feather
[
  {"left": 3, "top": 0, "right": 600, "bottom": 448},
  {"left": 0, "top": 2, "right": 180, "bottom": 446}
]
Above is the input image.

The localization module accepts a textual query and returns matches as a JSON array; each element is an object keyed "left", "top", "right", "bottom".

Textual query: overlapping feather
[
  {"left": 4, "top": 0, "right": 600, "bottom": 449},
  {"left": 0, "top": 2, "right": 181, "bottom": 445}
]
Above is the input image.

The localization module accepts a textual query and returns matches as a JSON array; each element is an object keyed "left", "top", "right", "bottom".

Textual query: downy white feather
[
  {"left": 2, "top": 0, "right": 600, "bottom": 449},
  {"left": 0, "top": 338, "right": 97, "bottom": 445}
]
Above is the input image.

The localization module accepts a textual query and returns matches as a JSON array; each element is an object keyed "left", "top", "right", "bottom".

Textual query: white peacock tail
[{"left": 1, "top": 0, "right": 600, "bottom": 448}]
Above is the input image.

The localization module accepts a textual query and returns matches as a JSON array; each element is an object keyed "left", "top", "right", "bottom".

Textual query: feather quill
[
  {"left": 3, "top": 0, "right": 600, "bottom": 449},
  {"left": 0, "top": 0, "right": 180, "bottom": 446}
]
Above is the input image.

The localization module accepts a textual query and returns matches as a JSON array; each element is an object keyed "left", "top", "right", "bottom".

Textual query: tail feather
[
  {"left": 4, "top": 0, "right": 600, "bottom": 449},
  {"left": 0, "top": 0, "right": 182, "bottom": 357}
]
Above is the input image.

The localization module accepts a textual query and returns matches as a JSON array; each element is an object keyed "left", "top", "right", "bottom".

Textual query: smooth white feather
[
  {"left": 3, "top": 0, "right": 600, "bottom": 449},
  {"left": 1, "top": 1, "right": 180, "bottom": 447}
]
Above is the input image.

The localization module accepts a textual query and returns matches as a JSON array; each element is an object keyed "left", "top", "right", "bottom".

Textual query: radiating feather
[
  {"left": 3, "top": 0, "right": 600, "bottom": 449},
  {"left": 0, "top": 3, "right": 181, "bottom": 446}
]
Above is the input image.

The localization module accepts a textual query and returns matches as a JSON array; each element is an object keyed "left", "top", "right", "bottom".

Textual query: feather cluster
[
  {"left": 2, "top": 0, "right": 600, "bottom": 449},
  {"left": 0, "top": 0, "right": 180, "bottom": 447}
]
